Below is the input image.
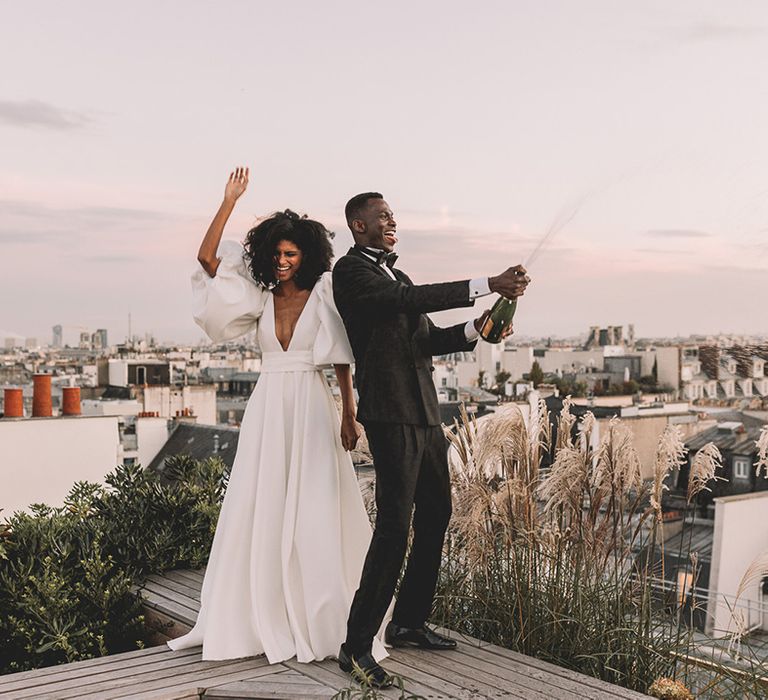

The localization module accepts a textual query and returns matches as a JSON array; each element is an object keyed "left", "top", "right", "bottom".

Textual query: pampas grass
[
  {"left": 687, "top": 443, "right": 725, "bottom": 503},
  {"left": 652, "top": 426, "right": 687, "bottom": 521},
  {"left": 438, "top": 401, "right": 668, "bottom": 691},
  {"left": 735, "top": 550, "right": 768, "bottom": 602},
  {"left": 433, "top": 402, "right": 768, "bottom": 699},
  {"left": 725, "top": 549, "right": 768, "bottom": 663},
  {"left": 755, "top": 426, "right": 768, "bottom": 479}
]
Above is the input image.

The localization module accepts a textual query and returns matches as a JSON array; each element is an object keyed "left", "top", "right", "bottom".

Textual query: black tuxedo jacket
[{"left": 332, "top": 247, "right": 477, "bottom": 426}]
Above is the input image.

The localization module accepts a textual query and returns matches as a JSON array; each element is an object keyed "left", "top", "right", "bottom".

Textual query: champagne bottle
[{"left": 480, "top": 296, "right": 517, "bottom": 344}]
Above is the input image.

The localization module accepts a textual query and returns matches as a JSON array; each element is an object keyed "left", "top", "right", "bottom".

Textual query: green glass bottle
[{"left": 480, "top": 296, "right": 517, "bottom": 344}]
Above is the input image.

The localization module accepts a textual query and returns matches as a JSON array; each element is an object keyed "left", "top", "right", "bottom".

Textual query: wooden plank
[
  {"left": 240, "top": 680, "right": 334, "bottom": 692},
  {"left": 48, "top": 657, "right": 273, "bottom": 700},
  {"left": 146, "top": 568, "right": 203, "bottom": 588},
  {"left": 141, "top": 577, "right": 201, "bottom": 608},
  {"left": 0, "top": 645, "right": 172, "bottom": 686},
  {"left": 166, "top": 566, "right": 206, "bottom": 581},
  {"left": 0, "top": 648, "right": 200, "bottom": 693},
  {"left": 142, "top": 590, "right": 200, "bottom": 627},
  {"left": 109, "top": 691, "right": 199, "bottom": 700},
  {"left": 169, "top": 568, "right": 206, "bottom": 587},
  {"left": 7, "top": 651, "right": 242, "bottom": 699},
  {"left": 450, "top": 643, "right": 616, "bottom": 700},
  {"left": 111, "top": 692, "right": 199, "bottom": 700},
  {"left": 142, "top": 577, "right": 201, "bottom": 605},
  {"left": 284, "top": 658, "right": 437, "bottom": 700},
  {"left": 141, "top": 586, "right": 200, "bottom": 621},
  {"left": 144, "top": 573, "right": 202, "bottom": 601},
  {"left": 95, "top": 661, "right": 287, "bottom": 700},
  {"left": 384, "top": 657, "right": 504, "bottom": 700},
  {"left": 146, "top": 570, "right": 202, "bottom": 594},
  {"left": 447, "top": 643, "right": 611, "bottom": 700},
  {"left": 209, "top": 693, "right": 331, "bottom": 700},
  {"left": 205, "top": 679, "right": 335, "bottom": 698},
  {"left": 434, "top": 628, "right": 651, "bottom": 699},
  {"left": 209, "top": 671, "right": 324, "bottom": 686},
  {"left": 330, "top": 655, "right": 446, "bottom": 699},
  {"left": 143, "top": 601, "right": 197, "bottom": 630},
  {"left": 391, "top": 648, "right": 538, "bottom": 700}
]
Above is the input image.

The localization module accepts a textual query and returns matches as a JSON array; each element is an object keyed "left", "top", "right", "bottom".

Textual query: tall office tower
[{"left": 93, "top": 328, "right": 108, "bottom": 350}]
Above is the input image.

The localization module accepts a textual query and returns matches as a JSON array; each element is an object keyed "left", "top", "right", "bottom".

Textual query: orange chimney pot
[
  {"left": 62, "top": 387, "right": 81, "bottom": 416},
  {"left": 32, "top": 374, "right": 52, "bottom": 417},
  {"left": 3, "top": 388, "right": 23, "bottom": 418}
]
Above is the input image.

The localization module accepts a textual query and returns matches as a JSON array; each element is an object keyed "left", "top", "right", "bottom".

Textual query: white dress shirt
[{"left": 359, "top": 247, "right": 491, "bottom": 341}]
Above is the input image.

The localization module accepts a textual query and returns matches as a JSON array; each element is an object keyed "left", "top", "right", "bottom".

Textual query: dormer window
[{"left": 733, "top": 456, "right": 750, "bottom": 480}]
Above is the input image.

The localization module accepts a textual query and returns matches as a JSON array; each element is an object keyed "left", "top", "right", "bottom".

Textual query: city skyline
[
  {"left": 4, "top": 319, "right": 767, "bottom": 351},
  {"left": 2, "top": 1, "right": 767, "bottom": 343}
]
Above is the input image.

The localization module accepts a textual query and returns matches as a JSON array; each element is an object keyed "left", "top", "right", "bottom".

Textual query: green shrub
[
  {"left": 95, "top": 456, "right": 228, "bottom": 579},
  {"left": 0, "top": 500, "right": 146, "bottom": 673},
  {"left": 0, "top": 456, "right": 227, "bottom": 675}
]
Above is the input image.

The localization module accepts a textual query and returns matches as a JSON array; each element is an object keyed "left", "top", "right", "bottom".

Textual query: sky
[{"left": 1, "top": 0, "right": 767, "bottom": 345}]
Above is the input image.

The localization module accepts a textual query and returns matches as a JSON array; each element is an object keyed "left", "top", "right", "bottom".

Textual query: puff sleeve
[
  {"left": 192, "top": 240, "right": 268, "bottom": 342},
  {"left": 313, "top": 271, "right": 354, "bottom": 367}
]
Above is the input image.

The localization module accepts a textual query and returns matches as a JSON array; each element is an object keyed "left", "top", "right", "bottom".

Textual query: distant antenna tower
[{"left": 128, "top": 312, "right": 132, "bottom": 345}]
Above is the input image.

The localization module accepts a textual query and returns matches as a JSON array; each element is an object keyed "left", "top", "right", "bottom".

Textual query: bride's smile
[{"left": 273, "top": 240, "right": 303, "bottom": 283}]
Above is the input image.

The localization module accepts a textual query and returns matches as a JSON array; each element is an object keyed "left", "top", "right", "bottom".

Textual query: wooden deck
[{"left": 0, "top": 567, "right": 651, "bottom": 699}]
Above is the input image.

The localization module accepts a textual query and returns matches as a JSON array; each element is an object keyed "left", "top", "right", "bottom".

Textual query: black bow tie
[{"left": 359, "top": 246, "right": 398, "bottom": 268}]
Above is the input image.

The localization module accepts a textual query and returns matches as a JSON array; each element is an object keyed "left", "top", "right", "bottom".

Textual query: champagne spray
[{"left": 479, "top": 199, "right": 584, "bottom": 343}]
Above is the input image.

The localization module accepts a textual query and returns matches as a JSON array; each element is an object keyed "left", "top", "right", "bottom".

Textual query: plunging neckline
[{"left": 270, "top": 285, "right": 314, "bottom": 352}]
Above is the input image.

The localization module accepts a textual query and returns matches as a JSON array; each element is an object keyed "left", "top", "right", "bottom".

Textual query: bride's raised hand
[{"left": 224, "top": 166, "right": 249, "bottom": 203}]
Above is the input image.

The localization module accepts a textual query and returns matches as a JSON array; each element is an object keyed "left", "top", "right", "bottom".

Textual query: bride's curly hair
[{"left": 243, "top": 209, "right": 334, "bottom": 290}]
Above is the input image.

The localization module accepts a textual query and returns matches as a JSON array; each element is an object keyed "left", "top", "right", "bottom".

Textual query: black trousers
[{"left": 344, "top": 422, "right": 452, "bottom": 655}]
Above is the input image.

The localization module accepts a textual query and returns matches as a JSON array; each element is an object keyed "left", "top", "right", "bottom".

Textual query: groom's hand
[
  {"left": 340, "top": 414, "right": 362, "bottom": 451},
  {"left": 489, "top": 265, "right": 530, "bottom": 298}
]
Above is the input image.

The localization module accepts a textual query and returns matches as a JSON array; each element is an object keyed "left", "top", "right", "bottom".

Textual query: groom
[{"left": 332, "top": 193, "right": 529, "bottom": 688}]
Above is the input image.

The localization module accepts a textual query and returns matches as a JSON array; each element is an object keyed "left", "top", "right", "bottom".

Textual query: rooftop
[
  {"left": 686, "top": 413, "right": 766, "bottom": 454},
  {"left": 148, "top": 422, "right": 240, "bottom": 473},
  {"left": 663, "top": 522, "right": 714, "bottom": 561}
]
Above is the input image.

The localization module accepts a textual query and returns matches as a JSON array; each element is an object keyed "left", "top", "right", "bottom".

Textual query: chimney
[
  {"left": 62, "top": 387, "right": 81, "bottom": 416},
  {"left": 213, "top": 434, "right": 220, "bottom": 453},
  {"left": 3, "top": 388, "right": 23, "bottom": 418},
  {"left": 32, "top": 374, "right": 52, "bottom": 417}
]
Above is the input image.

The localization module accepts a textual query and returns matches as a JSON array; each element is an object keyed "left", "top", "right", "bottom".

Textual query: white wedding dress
[{"left": 167, "top": 241, "right": 386, "bottom": 664}]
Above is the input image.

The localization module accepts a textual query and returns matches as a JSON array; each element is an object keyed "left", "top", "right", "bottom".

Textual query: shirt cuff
[
  {"left": 469, "top": 277, "right": 491, "bottom": 300},
  {"left": 464, "top": 320, "right": 479, "bottom": 342}
]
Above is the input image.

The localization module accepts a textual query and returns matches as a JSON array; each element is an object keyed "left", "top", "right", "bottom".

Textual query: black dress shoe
[
  {"left": 337, "top": 644, "right": 394, "bottom": 689},
  {"left": 385, "top": 622, "right": 457, "bottom": 650}
]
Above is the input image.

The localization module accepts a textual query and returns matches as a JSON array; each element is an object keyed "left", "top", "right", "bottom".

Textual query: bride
[{"left": 167, "top": 167, "right": 387, "bottom": 664}]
